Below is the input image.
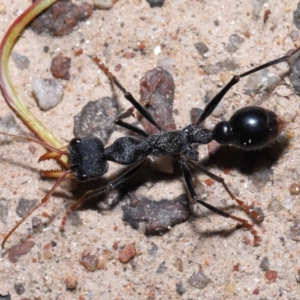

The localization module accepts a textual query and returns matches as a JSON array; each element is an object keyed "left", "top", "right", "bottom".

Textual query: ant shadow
[
  {"left": 0, "top": 129, "right": 288, "bottom": 244},
  {"left": 201, "top": 137, "right": 288, "bottom": 176}
]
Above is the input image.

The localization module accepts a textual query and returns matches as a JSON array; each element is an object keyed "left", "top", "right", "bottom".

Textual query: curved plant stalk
[{"left": 0, "top": 0, "right": 68, "bottom": 166}]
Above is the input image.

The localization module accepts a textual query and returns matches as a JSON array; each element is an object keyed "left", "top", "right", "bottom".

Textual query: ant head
[
  {"left": 68, "top": 137, "right": 108, "bottom": 181},
  {"left": 0, "top": 132, "right": 108, "bottom": 248}
]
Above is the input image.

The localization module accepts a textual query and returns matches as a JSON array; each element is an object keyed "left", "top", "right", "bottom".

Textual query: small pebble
[
  {"left": 65, "top": 275, "right": 78, "bottom": 290},
  {"left": 0, "top": 3, "right": 6, "bottom": 14},
  {"left": 229, "top": 33, "right": 244, "bottom": 45},
  {"left": 50, "top": 55, "right": 71, "bottom": 80},
  {"left": 224, "top": 282, "right": 237, "bottom": 294},
  {"left": 80, "top": 253, "right": 99, "bottom": 272},
  {"left": 13, "top": 283, "right": 25, "bottom": 295},
  {"left": 8, "top": 240, "right": 35, "bottom": 263},
  {"left": 203, "top": 60, "right": 239, "bottom": 75},
  {"left": 281, "top": 195, "right": 293, "bottom": 210},
  {"left": 0, "top": 114, "right": 23, "bottom": 144},
  {"left": 268, "top": 198, "right": 280, "bottom": 212},
  {"left": 32, "top": 77, "right": 64, "bottom": 110},
  {"left": 43, "top": 45, "right": 49, "bottom": 53},
  {"left": 16, "top": 198, "right": 38, "bottom": 218},
  {"left": 295, "top": 268, "right": 300, "bottom": 282},
  {"left": 31, "top": 216, "right": 42, "bottom": 230},
  {"left": 146, "top": 0, "right": 164, "bottom": 8},
  {"left": 287, "top": 48, "right": 300, "bottom": 94},
  {"left": 225, "top": 34, "right": 244, "bottom": 53},
  {"left": 290, "top": 183, "right": 300, "bottom": 195},
  {"left": 176, "top": 281, "right": 186, "bottom": 296},
  {"left": 288, "top": 220, "right": 300, "bottom": 241},
  {"left": 265, "top": 270, "right": 277, "bottom": 282},
  {"left": 263, "top": 9, "right": 271, "bottom": 23},
  {"left": 69, "top": 210, "right": 83, "bottom": 227},
  {"left": 156, "top": 261, "right": 167, "bottom": 274},
  {"left": 113, "top": 242, "right": 118, "bottom": 250},
  {"left": 276, "top": 96, "right": 289, "bottom": 109},
  {"left": 154, "top": 45, "right": 161, "bottom": 55},
  {"left": 244, "top": 69, "right": 281, "bottom": 95},
  {"left": 294, "top": 3, "right": 300, "bottom": 29},
  {"left": 0, "top": 198, "right": 8, "bottom": 224},
  {"left": 194, "top": 42, "right": 209, "bottom": 57},
  {"left": 43, "top": 250, "right": 53, "bottom": 260},
  {"left": 290, "top": 29, "right": 299, "bottom": 42},
  {"left": 148, "top": 243, "right": 158, "bottom": 256},
  {"left": 11, "top": 52, "right": 30, "bottom": 70},
  {"left": 252, "top": 0, "right": 268, "bottom": 18},
  {"left": 259, "top": 256, "right": 270, "bottom": 271},
  {"left": 188, "top": 272, "right": 210, "bottom": 289},
  {"left": 93, "top": 0, "right": 113, "bottom": 9},
  {"left": 98, "top": 258, "right": 105, "bottom": 270},
  {"left": 119, "top": 243, "right": 136, "bottom": 264},
  {"left": 175, "top": 258, "right": 184, "bottom": 272}
]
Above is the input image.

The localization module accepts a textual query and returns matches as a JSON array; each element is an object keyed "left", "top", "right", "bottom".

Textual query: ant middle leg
[{"left": 180, "top": 161, "right": 261, "bottom": 246}]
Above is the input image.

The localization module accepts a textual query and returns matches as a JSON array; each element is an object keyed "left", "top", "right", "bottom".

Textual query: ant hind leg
[{"left": 180, "top": 161, "right": 261, "bottom": 246}]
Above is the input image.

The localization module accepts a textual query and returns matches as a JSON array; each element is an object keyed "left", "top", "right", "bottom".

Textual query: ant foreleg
[
  {"left": 92, "top": 56, "right": 164, "bottom": 132},
  {"left": 60, "top": 159, "right": 147, "bottom": 230},
  {"left": 180, "top": 161, "right": 261, "bottom": 246},
  {"left": 187, "top": 160, "right": 264, "bottom": 223},
  {"left": 195, "top": 47, "right": 300, "bottom": 126}
]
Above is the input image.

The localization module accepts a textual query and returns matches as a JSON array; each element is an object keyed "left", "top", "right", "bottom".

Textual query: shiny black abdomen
[{"left": 230, "top": 106, "right": 280, "bottom": 150}]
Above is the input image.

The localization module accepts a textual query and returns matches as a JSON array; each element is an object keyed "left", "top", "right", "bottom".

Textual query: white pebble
[{"left": 32, "top": 78, "right": 64, "bottom": 110}]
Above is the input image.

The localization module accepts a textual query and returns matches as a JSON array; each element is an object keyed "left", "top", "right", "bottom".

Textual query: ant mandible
[{"left": 1, "top": 48, "right": 300, "bottom": 249}]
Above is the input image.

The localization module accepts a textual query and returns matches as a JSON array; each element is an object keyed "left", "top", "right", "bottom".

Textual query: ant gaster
[{"left": 2, "top": 48, "right": 299, "bottom": 249}]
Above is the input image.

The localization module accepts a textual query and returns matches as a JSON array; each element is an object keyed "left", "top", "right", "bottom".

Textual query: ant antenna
[{"left": 0, "top": 131, "right": 67, "bottom": 156}]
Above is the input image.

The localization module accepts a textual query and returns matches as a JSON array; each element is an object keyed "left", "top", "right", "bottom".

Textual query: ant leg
[
  {"left": 60, "top": 159, "right": 147, "bottom": 230},
  {"left": 187, "top": 160, "right": 263, "bottom": 223},
  {"left": 195, "top": 48, "right": 300, "bottom": 126},
  {"left": 114, "top": 107, "right": 149, "bottom": 138},
  {"left": 180, "top": 161, "right": 261, "bottom": 246},
  {"left": 2, "top": 170, "right": 72, "bottom": 249},
  {"left": 92, "top": 56, "right": 164, "bottom": 132}
]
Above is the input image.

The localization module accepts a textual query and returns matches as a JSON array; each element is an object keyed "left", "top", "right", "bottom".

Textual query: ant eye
[
  {"left": 69, "top": 165, "right": 78, "bottom": 172},
  {"left": 78, "top": 174, "right": 88, "bottom": 181},
  {"left": 70, "top": 138, "right": 81, "bottom": 146}
]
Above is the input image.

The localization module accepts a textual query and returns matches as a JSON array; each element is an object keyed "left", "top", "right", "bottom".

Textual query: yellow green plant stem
[{"left": 0, "top": 0, "right": 68, "bottom": 166}]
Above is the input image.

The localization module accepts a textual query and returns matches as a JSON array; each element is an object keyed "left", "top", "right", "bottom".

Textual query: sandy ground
[{"left": 1, "top": 0, "right": 300, "bottom": 299}]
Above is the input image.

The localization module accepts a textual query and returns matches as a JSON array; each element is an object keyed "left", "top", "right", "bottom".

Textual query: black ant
[{"left": 1, "top": 48, "right": 299, "bottom": 249}]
